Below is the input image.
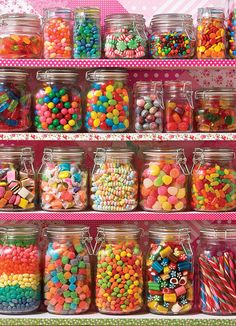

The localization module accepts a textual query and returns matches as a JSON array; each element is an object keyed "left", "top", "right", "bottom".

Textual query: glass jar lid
[
  {"left": 149, "top": 225, "right": 190, "bottom": 240},
  {"left": 74, "top": 7, "right": 100, "bottom": 19},
  {"left": 200, "top": 226, "right": 236, "bottom": 240},
  {"left": 164, "top": 81, "right": 192, "bottom": 93},
  {"left": 94, "top": 148, "right": 134, "bottom": 163},
  {"left": 0, "top": 69, "right": 29, "bottom": 82},
  {"left": 43, "top": 7, "right": 72, "bottom": 19},
  {"left": 97, "top": 224, "right": 141, "bottom": 239},
  {"left": 195, "top": 88, "right": 236, "bottom": 100},
  {"left": 0, "top": 146, "right": 34, "bottom": 159},
  {"left": 143, "top": 148, "right": 185, "bottom": 159},
  {"left": 151, "top": 13, "right": 193, "bottom": 27},
  {"left": 135, "top": 81, "right": 163, "bottom": 92},
  {"left": 0, "top": 13, "right": 41, "bottom": 28},
  {"left": 86, "top": 69, "right": 129, "bottom": 82},
  {"left": 37, "top": 70, "right": 79, "bottom": 82},
  {"left": 1, "top": 225, "right": 39, "bottom": 237},
  {"left": 43, "top": 147, "right": 84, "bottom": 162},
  {"left": 105, "top": 13, "right": 145, "bottom": 24},
  {"left": 197, "top": 8, "right": 225, "bottom": 20},
  {"left": 45, "top": 225, "right": 89, "bottom": 237},
  {"left": 193, "top": 148, "right": 235, "bottom": 161}
]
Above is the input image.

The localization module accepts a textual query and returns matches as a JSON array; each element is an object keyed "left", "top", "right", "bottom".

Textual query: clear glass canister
[
  {"left": 95, "top": 225, "right": 143, "bottom": 314},
  {"left": 164, "top": 81, "right": 194, "bottom": 132},
  {"left": 0, "top": 147, "right": 35, "bottom": 210},
  {"left": 43, "top": 8, "right": 72, "bottom": 59},
  {"left": 191, "top": 148, "right": 236, "bottom": 211},
  {"left": 195, "top": 88, "right": 236, "bottom": 132},
  {"left": 198, "top": 226, "right": 236, "bottom": 315},
  {"left": 0, "top": 225, "right": 41, "bottom": 314},
  {"left": 85, "top": 70, "right": 129, "bottom": 132},
  {"left": 39, "top": 147, "right": 88, "bottom": 211},
  {"left": 91, "top": 148, "right": 138, "bottom": 211},
  {"left": 44, "top": 225, "right": 92, "bottom": 314},
  {"left": 0, "top": 14, "right": 42, "bottom": 59},
  {"left": 104, "top": 14, "right": 147, "bottom": 59},
  {"left": 147, "top": 226, "right": 194, "bottom": 315},
  {"left": 149, "top": 14, "right": 195, "bottom": 59},
  {"left": 197, "top": 8, "right": 226, "bottom": 59},
  {"left": 73, "top": 7, "right": 101, "bottom": 59},
  {"left": 134, "top": 81, "right": 164, "bottom": 133},
  {"left": 228, "top": 9, "right": 236, "bottom": 59},
  {"left": 0, "top": 70, "right": 31, "bottom": 131},
  {"left": 34, "top": 70, "right": 82, "bottom": 132},
  {"left": 140, "top": 149, "right": 189, "bottom": 212}
]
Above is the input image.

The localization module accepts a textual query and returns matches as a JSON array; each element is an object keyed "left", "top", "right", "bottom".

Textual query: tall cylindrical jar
[
  {"left": 39, "top": 147, "right": 88, "bottom": 211},
  {"left": 73, "top": 7, "right": 101, "bottom": 59},
  {"left": 85, "top": 70, "right": 129, "bottom": 132},
  {"left": 147, "top": 226, "right": 194, "bottom": 315},
  {"left": 140, "top": 149, "right": 189, "bottom": 212},
  {"left": 191, "top": 148, "right": 236, "bottom": 211},
  {"left": 198, "top": 226, "right": 236, "bottom": 315},
  {"left": 91, "top": 148, "right": 138, "bottom": 211},
  {"left": 34, "top": 70, "right": 82, "bottom": 132},
  {"left": 0, "top": 225, "right": 41, "bottom": 314},
  {"left": 134, "top": 81, "right": 164, "bottom": 133},
  {"left": 95, "top": 225, "right": 143, "bottom": 314},
  {"left": 44, "top": 225, "right": 92, "bottom": 314},
  {"left": 43, "top": 8, "right": 72, "bottom": 59}
]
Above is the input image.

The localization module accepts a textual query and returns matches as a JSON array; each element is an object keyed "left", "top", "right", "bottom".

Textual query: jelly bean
[{"left": 228, "top": 9, "right": 236, "bottom": 59}]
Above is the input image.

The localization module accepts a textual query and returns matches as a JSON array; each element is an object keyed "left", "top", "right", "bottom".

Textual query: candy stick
[
  {"left": 229, "top": 252, "right": 236, "bottom": 292},
  {"left": 200, "top": 278, "right": 207, "bottom": 311},
  {"left": 222, "top": 253, "right": 231, "bottom": 285}
]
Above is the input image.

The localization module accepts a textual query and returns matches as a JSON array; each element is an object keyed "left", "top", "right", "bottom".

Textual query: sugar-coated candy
[{"left": 228, "top": 9, "right": 236, "bottom": 59}]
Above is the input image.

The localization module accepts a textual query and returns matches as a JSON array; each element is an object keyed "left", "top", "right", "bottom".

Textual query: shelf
[{"left": 0, "top": 59, "right": 235, "bottom": 69}]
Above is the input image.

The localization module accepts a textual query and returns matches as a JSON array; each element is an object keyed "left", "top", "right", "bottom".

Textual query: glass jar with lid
[
  {"left": 85, "top": 69, "right": 129, "bottom": 132},
  {"left": 43, "top": 8, "right": 72, "bottom": 59},
  {"left": 0, "top": 13, "right": 42, "bottom": 59},
  {"left": 140, "top": 148, "right": 189, "bottom": 212},
  {"left": 104, "top": 13, "right": 147, "bottom": 59},
  {"left": 195, "top": 88, "right": 236, "bottom": 132},
  {"left": 44, "top": 225, "right": 93, "bottom": 314},
  {"left": 228, "top": 9, "right": 236, "bottom": 59},
  {"left": 0, "top": 70, "right": 31, "bottom": 131},
  {"left": 149, "top": 14, "right": 195, "bottom": 59},
  {"left": 91, "top": 148, "right": 138, "bottom": 211},
  {"left": 73, "top": 7, "right": 101, "bottom": 59},
  {"left": 197, "top": 8, "right": 226, "bottom": 59},
  {"left": 134, "top": 81, "right": 164, "bottom": 133},
  {"left": 34, "top": 69, "right": 82, "bottom": 132},
  {"left": 0, "top": 225, "right": 41, "bottom": 314},
  {"left": 39, "top": 147, "right": 88, "bottom": 211},
  {"left": 147, "top": 226, "right": 194, "bottom": 315},
  {"left": 191, "top": 148, "right": 236, "bottom": 211},
  {"left": 198, "top": 226, "right": 236, "bottom": 315},
  {"left": 164, "top": 81, "right": 194, "bottom": 132},
  {"left": 0, "top": 146, "right": 35, "bottom": 210},
  {"left": 95, "top": 224, "right": 143, "bottom": 314}
]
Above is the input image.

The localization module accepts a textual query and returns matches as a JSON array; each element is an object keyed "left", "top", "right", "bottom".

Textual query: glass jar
[
  {"left": 191, "top": 148, "right": 236, "bottom": 211},
  {"left": 197, "top": 8, "right": 226, "bottom": 59},
  {"left": 134, "top": 81, "right": 164, "bottom": 133},
  {"left": 228, "top": 9, "right": 236, "bottom": 59},
  {"left": 104, "top": 14, "right": 147, "bottom": 59},
  {"left": 44, "top": 225, "right": 92, "bottom": 314},
  {"left": 39, "top": 147, "right": 88, "bottom": 211},
  {"left": 0, "top": 225, "right": 41, "bottom": 314},
  {"left": 0, "top": 70, "right": 31, "bottom": 131},
  {"left": 73, "top": 7, "right": 101, "bottom": 59},
  {"left": 198, "top": 226, "right": 236, "bottom": 315},
  {"left": 149, "top": 14, "right": 195, "bottom": 59},
  {"left": 0, "top": 146, "right": 35, "bottom": 210},
  {"left": 147, "top": 226, "right": 194, "bottom": 315},
  {"left": 43, "top": 8, "right": 72, "bottom": 59},
  {"left": 164, "top": 81, "right": 193, "bottom": 132},
  {"left": 85, "top": 70, "right": 129, "bottom": 132},
  {"left": 91, "top": 148, "right": 138, "bottom": 211},
  {"left": 140, "top": 148, "right": 189, "bottom": 212},
  {"left": 95, "top": 224, "right": 143, "bottom": 314},
  {"left": 0, "top": 14, "right": 42, "bottom": 59},
  {"left": 195, "top": 88, "right": 236, "bottom": 132},
  {"left": 34, "top": 70, "right": 82, "bottom": 132}
]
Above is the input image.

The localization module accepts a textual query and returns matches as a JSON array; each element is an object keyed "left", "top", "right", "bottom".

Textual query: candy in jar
[
  {"left": 228, "top": 9, "right": 236, "bottom": 59},
  {"left": 43, "top": 8, "right": 72, "bottom": 59},
  {"left": 197, "top": 8, "right": 226, "bottom": 59},
  {"left": 34, "top": 70, "right": 82, "bottom": 132},
  {"left": 140, "top": 149, "right": 189, "bottom": 212},
  {"left": 44, "top": 225, "right": 92, "bottom": 314},
  {"left": 91, "top": 148, "right": 138, "bottom": 211},
  {"left": 134, "top": 81, "right": 164, "bottom": 133},
  {"left": 191, "top": 148, "right": 236, "bottom": 211},
  {"left": 85, "top": 70, "right": 129, "bottom": 132},
  {"left": 39, "top": 147, "right": 88, "bottom": 211},
  {"left": 147, "top": 226, "right": 194, "bottom": 315},
  {"left": 198, "top": 226, "right": 236, "bottom": 315},
  {"left": 0, "top": 225, "right": 41, "bottom": 314},
  {"left": 195, "top": 88, "right": 236, "bottom": 132},
  {"left": 95, "top": 225, "right": 143, "bottom": 314}
]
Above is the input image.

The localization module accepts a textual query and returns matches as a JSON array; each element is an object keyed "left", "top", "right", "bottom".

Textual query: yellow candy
[
  {"left": 120, "top": 251, "right": 126, "bottom": 257},
  {"left": 177, "top": 188, "right": 186, "bottom": 199},
  {"left": 94, "top": 90, "right": 102, "bottom": 96},
  {"left": 160, "top": 246, "right": 173, "bottom": 258},
  {"left": 63, "top": 124, "right": 71, "bottom": 131},
  {"left": 87, "top": 91, "right": 93, "bottom": 99},
  {"left": 106, "top": 85, "right": 114, "bottom": 92},
  {"left": 123, "top": 95, "right": 129, "bottom": 103},
  {"left": 91, "top": 112, "right": 97, "bottom": 119},
  {"left": 68, "top": 119, "right": 75, "bottom": 126},
  {"left": 163, "top": 293, "right": 177, "bottom": 303},
  {"left": 124, "top": 119, "right": 129, "bottom": 128},
  {"left": 113, "top": 109, "right": 119, "bottom": 116},
  {"left": 148, "top": 301, "right": 157, "bottom": 310},
  {"left": 187, "top": 287, "right": 194, "bottom": 301},
  {"left": 163, "top": 266, "right": 170, "bottom": 274},
  {"left": 106, "top": 112, "right": 113, "bottom": 119},
  {"left": 58, "top": 171, "right": 70, "bottom": 179},
  {"left": 162, "top": 201, "right": 172, "bottom": 211},
  {"left": 115, "top": 254, "right": 120, "bottom": 260},
  {"left": 156, "top": 304, "right": 169, "bottom": 314},
  {"left": 158, "top": 195, "right": 168, "bottom": 204},
  {"left": 149, "top": 164, "right": 160, "bottom": 176},
  {"left": 180, "top": 303, "right": 192, "bottom": 313},
  {"left": 93, "top": 119, "right": 100, "bottom": 127},
  {"left": 47, "top": 102, "right": 54, "bottom": 109},
  {"left": 18, "top": 198, "right": 28, "bottom": 209},
  {"left": 175, "top": 201, "right": 184, "bottom": 211},
  {"left": 125, "top": 273, "right": 130, "bottom": 280},
  {"left": 45, "top": 86, "right": 52, "bottom": 94},
  {"left": 162, "top": 175, "right": 172, "bottom": 185}
]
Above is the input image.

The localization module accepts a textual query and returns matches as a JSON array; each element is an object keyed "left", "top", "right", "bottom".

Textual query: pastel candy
[
  {"left": 144, "top": 178, "right": 153, "bottom": 189},
  {"left": 168, "top": 186, "right": 178, "bottom": 196},
  {"left": 158, "top": 186, "right": 168, "bottom": 195},
  {"left": 162, "top": 175, "right": 172, "bottom": 185},
  {"left": 149, "top": 164, "right": 160, "bottom": 176}
]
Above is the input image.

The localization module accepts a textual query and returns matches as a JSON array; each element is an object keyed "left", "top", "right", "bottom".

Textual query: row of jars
[
  {"left": 1, "top": 224, "right": 236, "bottom": 316},
  {"left": 1, "top": 69, "right": 236, "bottom": 133},
  {"left": 0, "top": 146, "right": 235, "bottom": 213},
  {"left": 0, "top": 8, "right": 236, "bottom": 59}
]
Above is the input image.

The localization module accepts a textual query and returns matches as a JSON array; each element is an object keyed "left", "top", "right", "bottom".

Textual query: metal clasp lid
[
  {"left": 176, "top": 149, "right": 190, "bottom": 175},
  {"left": 93, "top": 229, "right": 105, "bottom": 255},
  {"left": 92, "top": 148, "right": 106, "bottom": 175},
  {"left": 81, "top": 227, "right": 93, "bottom": 255},
  {"left": 190, "top": 148, "right": 204, "bottom": 174},
  {"left": 21, "top": 147, "right": 34, "bottom": 174}
]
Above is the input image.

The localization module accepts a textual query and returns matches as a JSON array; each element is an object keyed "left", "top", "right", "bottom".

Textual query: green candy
[
  {"left": 71, "top": 266, "right": 78, "bottom": 274},
  {"left": 64, "top": 101, "right": 71, "bottom": 108},
  {"left": 78, "top": 261, "right": 86, "bottom": 268},
  {"left": 128, "top": 39, "right": 138, "bottom": 49},
  {"left": 116, "top": 41, "right": 127, "bottom": 51},
  {"left": 108, "top": 99, "right": 117, "bottom": 106},
  {"left": 61, "top": 256, "right": 69, "bottom": 265},
  {"left": 225, "top": 115, "right": 234, "bottom": 125},
  {"left": 75, "top": 244, "right": 84, "bottom": 253},
  {"left": 59, "top": 89, "right": 66, "bottom": 96},
  {"left": 154, "top": 176, "right": 163, "bottom": 187}
]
